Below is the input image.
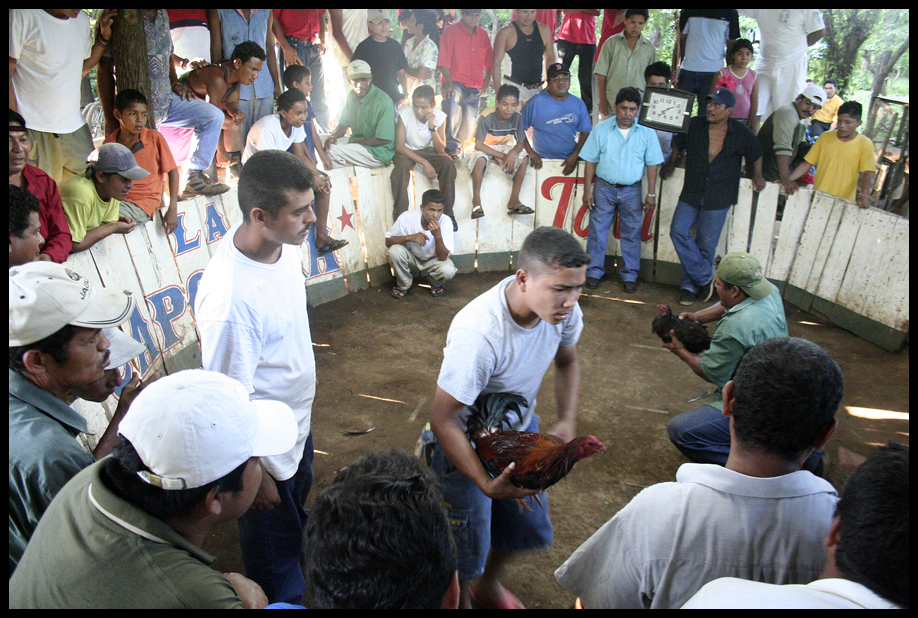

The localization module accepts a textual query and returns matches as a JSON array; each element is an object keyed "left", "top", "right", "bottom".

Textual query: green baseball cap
[{"left": 716, "top": 252, "right": 772, "bottom": 299}]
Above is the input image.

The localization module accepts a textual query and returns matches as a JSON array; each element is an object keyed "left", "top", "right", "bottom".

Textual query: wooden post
[{"left": 111, "top": 9, "right": 155, "bottom": 128}]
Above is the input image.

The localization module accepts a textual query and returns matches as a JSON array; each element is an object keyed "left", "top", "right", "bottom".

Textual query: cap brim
[
  {"left": 120, "top": 167, "right": 151, "bottom": 181},
  {"left": 104, "top": 328, "right": 147, "bottom": 368},
  {"left": 250, "top": 399, "right": 298, "bottom": 458},
  {"left": 70, "top": 287, "right": 134, "bottom": 331},
  {"left": 745, "top": 278, "right": 774, "bottom": 300}
]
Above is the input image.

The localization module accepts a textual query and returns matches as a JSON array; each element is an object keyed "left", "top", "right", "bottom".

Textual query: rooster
[
  {"left": 466, "top": 392, "right": 605, "bottom": 493},
  {"left": 651, "top": 304, "right": 712, "bottom": 354}
]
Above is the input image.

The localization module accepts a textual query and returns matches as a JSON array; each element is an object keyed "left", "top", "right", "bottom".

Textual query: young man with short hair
[
  {"left": 594, "top": 9, "right": 656, "bottom": 120},
  {"left": 430, "top": 226, "right": 588, "bottom": 609},
  {"left": 9, "top": 185, "right": 44, "bottom": 267},
  {"left": 194, "top": 149, "right": 318, "bottom": 605},
  {"left": 385, "top": 189, "right": 457, "bottom": 299},
  {"left": 491, "top": 9, "right": 556, "bottom": 106}
]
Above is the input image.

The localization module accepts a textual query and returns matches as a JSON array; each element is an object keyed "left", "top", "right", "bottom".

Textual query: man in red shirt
[
  {"left": 272, "top": 10, "right": 330, "bottom": 132},
  {"left": 438, "top": 9, "right": 493, "bottom": 157},
  {"left": 557, "top": 10, "right": 600, "bottom": 116}
]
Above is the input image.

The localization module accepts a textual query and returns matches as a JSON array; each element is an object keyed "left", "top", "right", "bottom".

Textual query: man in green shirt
[
  {"left": 660, "top": 252, "right": 796, "bottom": 467},
  {"left": 324, "top": 59, "right": 396, "bottom": 168}
]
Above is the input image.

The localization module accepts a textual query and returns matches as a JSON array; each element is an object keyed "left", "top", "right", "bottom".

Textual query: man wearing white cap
[
  {"left": 9, "top": 370, "right": 297, "bottom": 608},
  {"left": 758, "top": 84, "right": 827, "bottom": 193},
  {"left": 322, "top": 59, "right": 396, "bottom": 168},
  {"left": 8, "top": 262, "right": 134, "bottom": 574}
]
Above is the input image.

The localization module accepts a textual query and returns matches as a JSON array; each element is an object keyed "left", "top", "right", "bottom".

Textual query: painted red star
[{"left": 337, "top": 206, "right": 355, "bottom": 230}]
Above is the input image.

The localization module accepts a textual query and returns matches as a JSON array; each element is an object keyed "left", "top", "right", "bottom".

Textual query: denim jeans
[
  {"left": 676, "top": 68, "right": 717, "bottom": 115},
  {"left": 281, "top": 38, "right": 329, "bottom": 132},
  {"left": 237, "top": 432, "right": 314, "bottom": 605},
  {"left": 158, "top": 93, "right": 224, "bottom": 172},
  {"left": 669, "top": 200, "right": 730, "bottom": 293},
  {"left": 586, "top": 179, "right": 643, "bottom": 282},
  {"left": 441, "top": 82, "right": 481, "bottom": 156}
]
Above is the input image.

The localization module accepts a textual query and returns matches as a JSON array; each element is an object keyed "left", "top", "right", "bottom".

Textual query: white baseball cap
[
  {"left": 103, "top": 328, "right": 147, "bottom": 369},
  {"left": 118, "top": 370, "right": 297, "bottom": 490},
  {"left": 9, "top": 262, "right": 134, "bottom": 347}
]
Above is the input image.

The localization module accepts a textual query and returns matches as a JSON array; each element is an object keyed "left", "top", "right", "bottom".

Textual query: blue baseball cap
[{"left": 707, "top": 87, "right": 737, "bottom": 109}]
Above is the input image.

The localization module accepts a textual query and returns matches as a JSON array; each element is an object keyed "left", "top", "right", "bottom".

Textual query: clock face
[{"left": 638, "top": 87, "right": 695, "bottom": 133}]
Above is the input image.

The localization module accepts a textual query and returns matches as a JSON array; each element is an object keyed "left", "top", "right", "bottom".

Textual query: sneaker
[
  {"left": 679, "top": 289, "right": 696, "bottom": 306},
  {"left": 183, "top": 171, "right": 230, "bottom": 197},
  {"left": 586, "top": 277, "right": 600, "bottom": 289},
  {"left": 699, "top": 278, "right": 715, "bottom": 303},
  {"left": 623, "top": 280, "right": 637, "bottom": 293}
]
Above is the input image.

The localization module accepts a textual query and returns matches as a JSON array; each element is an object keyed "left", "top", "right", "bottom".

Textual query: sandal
[
  {"left": 507, "top": 204, "right": 534, "bottom": 216},
  {"left": 430, "top": 284, "right": 445, "bottom": 297},
  {"left": 471, "top": 204, "right": 485, "bottom": 219},
  {"left": 390, "top": 287, "right": 409, "bottom": 299},
  {"left": 317, "top": 238, "right": 348, "bottom": 255}
]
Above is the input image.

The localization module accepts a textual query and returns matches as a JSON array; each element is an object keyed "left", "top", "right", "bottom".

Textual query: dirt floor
[{"left": 205, "top": 270, "right": 909, "bottom": 609}]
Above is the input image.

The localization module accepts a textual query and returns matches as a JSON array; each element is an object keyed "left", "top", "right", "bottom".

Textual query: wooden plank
[
  {"left": 472, "top": 156, "right": 536, "bottom": 271},
  {"left": 804, "top": 196, "right": 846, "bottom": 296},
  {"left": 835, "top": 208, "right": 899, "bottom": 319},
  {"left": 786, "top": 191, "right": 836, "bottom": 309},
  {"left": 726, "top": 178, "right": 754, "bottom": 254},
  {"left": 450, "top": 160, "right": 477, "bottom": 271},
  {"left": 654, "top": 166, "right": 685, "bottom": 284},
  {"left": 768, "top": 188, "right": 811, "bottom": 283},
  {"left": 354, "top": 166, "right": 396, "bottom": 286},
  {"left": 190, "top": 195, "right": 233, "bottom": 256},
  {"left": 748, "top": 180, "right": 780, "bottom": 272},
  {"left": 865, "top": 214, "right": 909, "bottom": 330},
  {"left": 813, "top": 200, "right": 863, "bottom": 304},
  {"left": 322, "top": 167, "right": 367, "bottom": 292}
]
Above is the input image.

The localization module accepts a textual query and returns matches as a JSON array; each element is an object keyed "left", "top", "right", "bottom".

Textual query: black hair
[
  {"left": 615, "top": 86, "right": 642, "bottom": 108},
  {"left": 304, "top": 449, "right": 456, "bottom": 609},
  {"left": 114, "top": 88, "right": 148, "bottom": 112},
  {"left": 412, "top": 84, "right": 436, "bottom": 105},
  {"left": 282, "top": 64, "right": 311, "bottom": 90},
  {"left": 9, "top": 184, "right": 42, "bottom": 237},
  {"left": 517, "top": 226, "right": 590, "bottom": 274},
  {"left": 9, "top": 108, "right": 27, "bottom": 129},
  {"left": 496, "top": 84, "right": 520, "bottom": 103},
  {"left": 238, "top": 150, "right": 314, "bottom": 222},
  {"left": 411, "top": 8, "right": 440, "bottom": 46},
  {"left": 276, "top": 87, "right": 307, "bottom": 113},
  {"left": 421, "top": 189, "right": 445, "bottom": 205},
  {"left": 231, "top": 40, "right": 266, "bottom": 65},
  {"left": 644, "top": 61, "right": 671, "bottom": 83},
  {"left": 100, "top": 436, "right": 248, "bottom": 522},
  {"left": 624, "top": 9, "right": 649, "bottom": 21},
  {"left": 729, "top": 38, "right": 755, "bottom": 63},
  {"left": 834, "top": 443, "right": 909, "bottom": 609},
  {"left": 824, "top": 78, "right": 838, "bottom": 89},
  {"left": 731, "top": 337, "right": 843, "bottom": 462},
  {"left": 9, "top": 324, "right": 81, "bottom": 376},
  {"left": 837, "top": 101, "right": 863, "bottom": 122}
]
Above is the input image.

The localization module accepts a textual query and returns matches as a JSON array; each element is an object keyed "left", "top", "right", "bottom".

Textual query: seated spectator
[
  {"left": 555, "top": 337, "right": 843, "bottom": 609},
  {"left": 644, "top": 62, "right": 675, "bottom": 163},
  {"left": 9, "top": 185, "right": 44, "bottom": 267},
  {"left": 8, "top": 110, "right": 73, "bottom": 263},
  {"left": 391, "top": 85, "right": 458, "bottom": 228},
  {"left": 385, "top": 189, "right": 457, "bottom": 299},
  {"left": 352, "top": 10, "right": 409, "bottom": 105},
  {"left": 324, "top": 60, "right": 396, "bottom": 169},
  {"left": 810, "top": 79, "right": 843, "bottom": 139},
  {"left": 98, "top": 9, "right": 228, "bottom": 198},
  {"left": 103, "top": 90, "right": 179, "bottom": 234},
  {"left": 521, "top": 63, "right": 592, "bottom": 176},
  {"left": 468, "top": 84, "right": 538, "bottom": 220},
  {"left": 9, "top": 370, "right": 296, "bottom": 608},
  {"left": 282, "top": 65, "right": 333, "bottom": 171},
  {"left": 787, "top": 101, "right": 876, "bottom": 207},
  {"left": 272, "top": 10, "right": 330, "bottom": 132},
  {"left": 60, "top": 144, "right": 149, "bottom": 254},
  {"left": 9, "top": 262, "right": 134, "bottom": 574},
  {"left": 303, "top": 449, "right": 459, "bottom": 609},
  {"left": 684, "top": 443, "right": 908, "bottom": 609},
  {"left": 758, "top": 84, "right": 826, "bottom": 192}
]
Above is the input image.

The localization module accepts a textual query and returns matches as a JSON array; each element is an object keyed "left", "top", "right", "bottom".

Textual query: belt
[
  {"left": 503, "top": 76, "right": 544, "bottom": 90},
  {"left": 596, "top": 177, "right": 641, "bottom": 189},
  {"left": 286, "top": 35, "right": 316, "bottom": 46}
]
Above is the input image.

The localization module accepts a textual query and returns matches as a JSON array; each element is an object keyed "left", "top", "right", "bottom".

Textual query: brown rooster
[
  {"left": 466, "top": 392, "right": 605, "bottom": 493},
  {"left": 651, "top": 304, "right": 712, "bottom": 354}
]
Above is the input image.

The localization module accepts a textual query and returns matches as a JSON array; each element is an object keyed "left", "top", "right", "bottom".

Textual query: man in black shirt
[{"left": 661, "top": 88, "right": 765, "bottom": 305}]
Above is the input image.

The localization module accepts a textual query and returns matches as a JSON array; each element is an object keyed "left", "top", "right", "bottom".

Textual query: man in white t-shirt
[
  {"left": 738, "top": 9, "right": 826, "bottom": 120},
  {"left": 9, "top": 10, "right": 115, "bottom": 182},
  {"left": 429, "top": 226, "right": 589, "bottom": 609},
  {"left": 384, "top": 189, "right": 457, "bottom": 298},
  {"left": 391, "top": 85, "right": 458, "bottom": 228},
  {"left": 194, "top": 150, "right": 317, "bottom": 606}
]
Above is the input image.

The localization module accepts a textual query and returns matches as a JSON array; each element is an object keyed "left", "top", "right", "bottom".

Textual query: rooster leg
[{"left": 515, "top": 497, "right": 534, "bottom": 513}]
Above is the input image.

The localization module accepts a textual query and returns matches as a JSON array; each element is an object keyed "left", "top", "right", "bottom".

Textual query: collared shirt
[
  {"left": 555, "top": 462, "right": 838, "bottom": 609},
  {"left": 674, "top": 115, "right": 763, "bottom": 210},
  {"left": 9, "top": 460, "right": 243, "bottom": 608},
  {"left": 19, "top": 164, "right": 73, "bottom": 263},
  {"left": 579, "top": 117, "right": 664, "bottom": 186},
  {"left": 700, "top": 283, "right": 788, "bottom": 409},
  {"left": 103, "top": 127, "right": 177, "bottom": 216},
  {"left": 594, "top": 32, "right": 657, "bottom": 102},
  {"left": 438, "top": 21, "right": 493, "bottom": 89},
  {"left": 337, "top": 84, "right": 396, "bottom": 165},
  {"left": 9, "top": 369, "right": 95, "bottom": 574}
]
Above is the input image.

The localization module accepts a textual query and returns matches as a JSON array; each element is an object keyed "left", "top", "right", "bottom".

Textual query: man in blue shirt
[
  {"left": 580, "top": 87, "right": 664, "bottom": 292},
  {"left": 521, "top": 63, "right": 592, "bottom": 176}
]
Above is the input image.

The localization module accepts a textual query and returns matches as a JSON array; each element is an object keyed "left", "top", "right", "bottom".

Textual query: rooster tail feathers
[{"left": 466, "top": 392, "right": 529, "bottom": 437}]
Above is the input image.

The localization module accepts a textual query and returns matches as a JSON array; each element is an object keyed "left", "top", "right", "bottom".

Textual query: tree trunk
[
  {"left": 822, "top": 9, "right": 875, "bottom": 93},
  {"left": 111, "top": 9, "right": 155, "bottom": 129},
  {"left": 864, "top": 35, "right": 910, "bottom": 137}
]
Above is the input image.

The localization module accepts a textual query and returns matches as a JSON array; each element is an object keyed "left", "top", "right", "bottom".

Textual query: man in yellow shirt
[{"left": 810, "top": 79, "right": 842, "bottom": 138}]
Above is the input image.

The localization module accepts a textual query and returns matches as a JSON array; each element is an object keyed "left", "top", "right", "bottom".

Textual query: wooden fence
[{"left": 70, "top": 159, "right": 909, "bottom": 447}]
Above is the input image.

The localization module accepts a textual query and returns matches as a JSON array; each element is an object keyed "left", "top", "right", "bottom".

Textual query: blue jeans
[
  {"left": 669, "top": 200, "right": 730, "bottom": 293},
  {"left": 429, "top": 414, "right": 553, "bottom": 580},
  {"left": 676, "top": 69, "right": 717, "bottom": 115},
  {"left": 442, "top": 82, "right": 481, "bottom": 156},
  {"left": 586, "top": 179, "right": 643, "bottom": 282},
  {"left": 158, "top": 93, "right": 225, "bottom": 172},
  {"left": 281, "top": 38, "right": 329, "bottom": 132},
  {"left": 237, "top": 432, "right": 314, "bottom": 605}
]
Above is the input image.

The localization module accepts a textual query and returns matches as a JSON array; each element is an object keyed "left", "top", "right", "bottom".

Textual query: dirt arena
[{"left": 205, "top": 270, "right": 909, "bottom": 609}]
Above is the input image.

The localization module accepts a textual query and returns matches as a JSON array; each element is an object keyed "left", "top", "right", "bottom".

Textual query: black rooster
[{"left": 651, "top": 304, "right": 712, "bottom": 354}]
